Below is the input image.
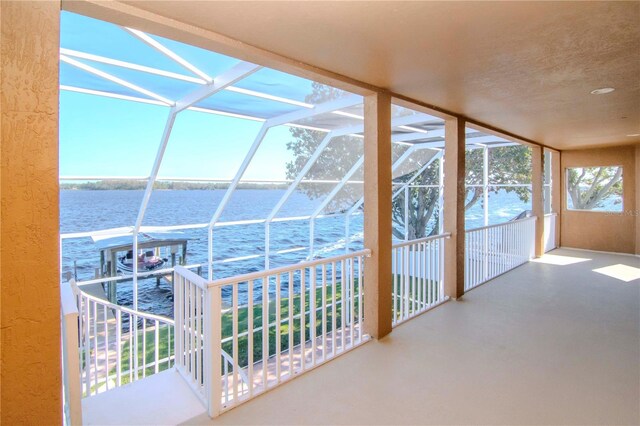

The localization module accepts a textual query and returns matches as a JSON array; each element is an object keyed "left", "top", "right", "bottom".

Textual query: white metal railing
[
  {"left": 465, "top": 216, "right": 536, "bottom": 291},
  {"left": 62, "top": 211, "right": 365, "bottom": 288},
  {"left": 392, "top": 233, "right": 450, "bottom": 326},
  {"left": 61, "top": 282, "right": 82, "bottom": 426},
  {"left": 70, "top": 281, "right": 175, "bottom": 397},
  {"left": 174, "top": 249, "right": 370, "bottom": 417},
  {"left": 173, "top": 266, "right": 208, "bottom": 404}
]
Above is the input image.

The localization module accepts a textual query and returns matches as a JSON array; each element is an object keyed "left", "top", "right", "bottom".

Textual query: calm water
[
  {"left": 61, "top": 188, "right": 529, "bottom": 316},
  {"left": 61, "top": 189, "right": 365, "bottom": 316}
]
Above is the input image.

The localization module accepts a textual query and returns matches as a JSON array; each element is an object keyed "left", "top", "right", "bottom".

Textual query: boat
[{"left": 116, "top": 250, "right": 166, "bottom": 274}]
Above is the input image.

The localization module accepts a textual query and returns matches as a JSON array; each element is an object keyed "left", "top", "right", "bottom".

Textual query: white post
[
  {"left": 132, "top": 109, "right": 177, "bottom": 309},
  {"left": 438, "top": 155, "right": 444, "bottom": 234},
  {"left": 309, "top": 218, "right": 315, "bottom": 260},
  {"left": 482, "top": 146, "right": 489, "bottom": 280},
  {"left": 205, "top": 285, "right": 222, "bottom": 417},
  {"left": 61, "top": 282, "right": 82, "bottom": 426},
  {"left": 265, "top": 222, "right": 270, "bottom": 269},
  {"left": 208, "top": 124, "right": 269, "bottom": 279},
  {"left": 483, "top": 146, "right": 489, "bottom": 226}
]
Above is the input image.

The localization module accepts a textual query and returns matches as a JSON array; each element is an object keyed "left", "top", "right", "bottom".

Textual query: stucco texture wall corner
[
  {"left": 1, "top": 1, "right": 62, "bottom": 424},
  {"left": 560, "top": 145, "right": 637, "bottom": 254}
]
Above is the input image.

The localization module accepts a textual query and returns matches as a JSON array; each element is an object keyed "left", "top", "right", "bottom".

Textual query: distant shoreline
[{"left": 60, "top": 180, "right": 289, "bottom": 191}]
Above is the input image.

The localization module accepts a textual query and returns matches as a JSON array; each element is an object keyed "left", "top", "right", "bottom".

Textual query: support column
[
  {"left": 443, "top": 118, "right": 465, "bottom": 299},
  {"left": 1, "top": 1, "right": 62, "bottom": 423},
  {"left": 551, "top": 151, "right": 562, "bottom": 248},
  {"left": 363, "top": 91, "right": 392, "bottom": 339},
  {"left": 532, "top": 145, "right": 545, "bottom": 257}
]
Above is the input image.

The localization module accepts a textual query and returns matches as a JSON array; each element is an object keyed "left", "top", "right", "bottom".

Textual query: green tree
[
  {"left": 567, "top": 166, "right": 622, "bottom": 210},
  {"left": 465, "top": 144, "right": 532, "bottom": 212},
  {"left": 286, "top": 83, "right": 534, "bottom": 239}
]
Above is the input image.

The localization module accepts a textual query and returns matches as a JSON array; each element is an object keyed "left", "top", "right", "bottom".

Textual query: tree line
[{"left": 60, "top": 180, "right": 289, "bottom": 190}]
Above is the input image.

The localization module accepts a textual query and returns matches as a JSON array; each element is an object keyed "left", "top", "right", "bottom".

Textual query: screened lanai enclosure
[{"left": 59, "top": 11, "right": 551, "bottom": 422}]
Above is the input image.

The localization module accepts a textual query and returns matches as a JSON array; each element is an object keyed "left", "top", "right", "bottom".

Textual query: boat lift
[{"left": 93, "top": 231, "right": 188, "bottom": 303}]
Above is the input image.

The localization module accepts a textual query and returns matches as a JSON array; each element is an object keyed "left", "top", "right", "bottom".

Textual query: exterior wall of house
[
  {"left": 1, "top": 1, "right": 61, "bottom": 423},
  {"left": 560, "top": 145, "right": 638, "bottom": 254}
]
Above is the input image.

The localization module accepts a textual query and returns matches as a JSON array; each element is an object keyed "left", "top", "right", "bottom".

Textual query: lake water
[{"left": 61, "top": 188, "right": 529, "bottom": 316}]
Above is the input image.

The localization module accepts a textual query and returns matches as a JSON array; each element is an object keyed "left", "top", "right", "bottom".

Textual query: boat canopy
[{"left": 92, "top": 231, "right": 188, "bottom": 252}]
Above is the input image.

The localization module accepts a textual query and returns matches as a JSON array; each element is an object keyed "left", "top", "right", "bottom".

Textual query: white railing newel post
[
  {"left": 206, "top": 285, "right": 222, "bottom": 417},
  {"left": 61, "top": 282, "right": 83, "bottom": 426}
]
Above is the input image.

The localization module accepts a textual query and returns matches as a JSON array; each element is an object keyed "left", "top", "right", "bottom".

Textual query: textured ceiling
[{"left": 121, "top": 1, "right": 640, "bottom": 150}]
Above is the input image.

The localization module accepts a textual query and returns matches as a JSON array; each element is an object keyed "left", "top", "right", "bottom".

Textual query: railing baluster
[
  {"left": 310, "top": 266, "right": 316, "bottom": 366},
  {"left": 142, "top": 317, "right": 147, "bottom": 378},
  {"left": 321, "top": 264, "right": 327, "bottom": 359},
  {"left": 190, "top": 280, "right": 195, "bottom": 383},
  {"left": 195, "top": 286, "right": 201, "bottom": 386},
  {"left": 116, "top": 311, "right": 122, "bottom": 387},
  {"left": 419, "top": 243, "right": 424, "bottom": 310},
  {"left": 262, "top": 277, "right": 269, "bottom": 391},
  {"left": 128, "top": 313, "right": 133, "bottom": 384},
  {"left": 431, "top": 240, "right": 436, "bottom": 304},
  {"left": 232, "top": 283, "right": 239, "bottom": 402},
  {"left": 331, "top": 262, "right": 337, "bottom": 358},
  {"left": 300, "top": 267, "right": 306, "bottom": 370},
  {"left": 393, "top": 248, "right": 398, "bottom": 324},
  {"left": 154, "top": 320, "right": 160, "bottom": 374},
  {"left": 412, "top": 243, "right": 418, "bottom": 315},
  {"left": 247, "top": 279, "right": 254, "bottom": 397},
  {"left": 275, "top": 274, "right": 281, "bottom": 383},
  {"left": 287, "top": 272, "right": 293, "bottom": 378},
  {"left": 92, "top": 301, "right": 98, "bottom": 393},
  {"left": 167, "top": 324, "right": 172, "bottom": 368},
  {"left": 102, "top": 302, "right": 108, "bottom": 391}
]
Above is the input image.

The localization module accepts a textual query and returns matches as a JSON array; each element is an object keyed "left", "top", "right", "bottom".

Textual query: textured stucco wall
[
  {"left": 1, "top": 1, "right": 61, "bottom": 424},
  {"left": 636, "top": 144, "right": 640, "bottom": 255},
  {"left": 560, "top": 145, "right": 637, "bottom": 254}
]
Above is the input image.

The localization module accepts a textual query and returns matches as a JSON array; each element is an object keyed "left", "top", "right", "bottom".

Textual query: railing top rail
[
  {"left": 392, "top": 232, "right": 451, "bottom": 249},
  {"left": 76, "top": 285, "right": 174, "bottom": 324},
  {"left": 60, "top": 212, "right": 359, "bottom": 240},
  {"left": 174, "top": 265, "right": 209, "bottom": 290},
  {"left": 61, "top": 282, "right": 79, "bottom": 317},
  {"left": 465, "top": 216, "right": 537, "bottom": 233},
  {"left": 208, "top": 249, "right": 371, "bottom": 288}
]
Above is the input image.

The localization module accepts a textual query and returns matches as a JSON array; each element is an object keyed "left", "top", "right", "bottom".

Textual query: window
[{"left": 566, "top": 166, "right": 623, "bottom": 212}]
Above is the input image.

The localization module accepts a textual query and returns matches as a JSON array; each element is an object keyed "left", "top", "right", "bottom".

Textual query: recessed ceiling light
[
  {"left": 627, "top": 133, "right": 640, "bottom": 137},
  {"left": 590, "top": 87, "right": 615, "bottom": 95}
]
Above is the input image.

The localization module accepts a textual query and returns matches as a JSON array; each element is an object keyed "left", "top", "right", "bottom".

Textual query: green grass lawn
[
  {"left": 391, "top": 274, "right": 442, "bottom": 319},
  {"left": 113, "top": 280, "right": 361, "bottom": 378},
  {"left": 221, "top": 280, "right": 364, "bottom": 368},
  {"left": 111, "top": 323, "right": 174, "bottom": 385},
  {"left": 110, "top": 274, "right": 443, "bottom": 384},
  {"left": 111, "top": 275, "right": 443, "bottom": 381},
  {"left": 109, "top": 276, "right": 371, "bottom": 383}
]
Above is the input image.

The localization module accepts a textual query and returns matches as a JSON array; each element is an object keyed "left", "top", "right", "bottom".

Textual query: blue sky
[
  {"left": 60, "top": 91, "right": 295, "bottom": 180},
  {"left": 59, "top": 11, "right": 312, "bottom": 182}
]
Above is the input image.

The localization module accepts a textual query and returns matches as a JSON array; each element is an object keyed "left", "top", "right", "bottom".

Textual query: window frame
[{"left": 565, "top": 165, "right": 624, "bottom": 213}]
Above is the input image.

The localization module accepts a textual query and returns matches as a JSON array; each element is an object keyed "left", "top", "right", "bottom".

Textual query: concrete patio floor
[{"left": 187, "top": 248, "right": 639, "bottom": 425}]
